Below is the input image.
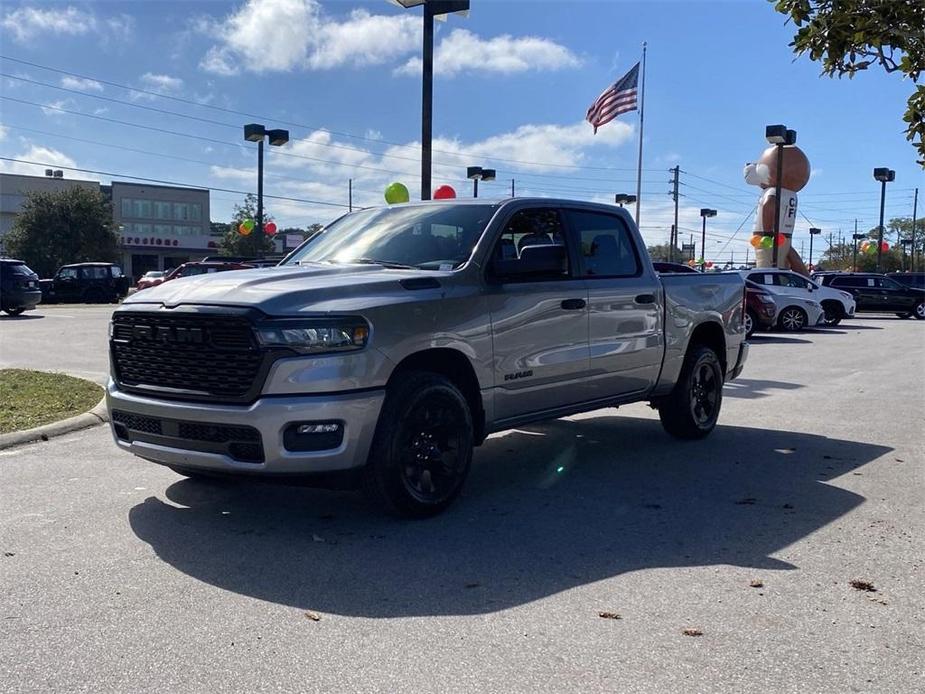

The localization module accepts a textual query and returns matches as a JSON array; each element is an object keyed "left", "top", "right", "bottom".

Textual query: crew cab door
[
  {"left": 53, "top": 267, "right": 79, "bottom": 301},
  {"left": 484, "top": 207, "right": 590, "bottom": 422},
  {"left": 876, "top": 276, "right": 915, "bottom": 311},
  {"left": 563, "top": 208, "right": 663, "bottom": 399}
]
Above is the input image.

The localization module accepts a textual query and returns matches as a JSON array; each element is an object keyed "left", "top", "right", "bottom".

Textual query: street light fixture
[
  {"left": 243, "top": 123, "right": 289, "bottom": 251},
  {"left": 614, "top": 193, "right": 637, "bottom": 208},
  {"left": 467, "top": 166, "right": 495, "bottom": 198},
  {"left": 873, "top": 167, "right": 896, "bottom": 272},
  {"left": 852, "top": 232, "right": 867, "bottom": 272},
  {"left": 699, "top": 208, "right": 717, "bottom": 271},
  {"left": 765, "top": 124, "right": 797, "bottom": 267},
  {"left": 391, "top": 0, "right": 470, "bottom": 200},
  {"left": 808, "top": 227, "right": 821, "bottom": 270}
]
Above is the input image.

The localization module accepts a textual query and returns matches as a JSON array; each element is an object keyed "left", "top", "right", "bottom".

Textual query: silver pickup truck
[{"left": 107, "top": 198, "right": 748, "bottom": 516}]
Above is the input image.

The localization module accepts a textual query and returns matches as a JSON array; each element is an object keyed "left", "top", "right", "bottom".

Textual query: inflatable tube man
[{"left": 744, "top": 144, "right": 811, "bottom": 276}]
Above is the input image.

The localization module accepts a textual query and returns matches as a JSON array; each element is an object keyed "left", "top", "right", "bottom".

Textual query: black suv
[
  {"left": 887, "top": 272, "right": 925, "bottom": 290},
  {"left": 813, "top": 272, "right": 925, "bottom": 319},
  {"left": 40, "top": 262, "right": 131, "bottom": 304},
  {"left": 0, "top": 258, "right": 42, "bottom": 316}
]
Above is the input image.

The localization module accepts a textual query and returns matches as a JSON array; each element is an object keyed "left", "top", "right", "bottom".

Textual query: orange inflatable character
[{"left": 744, "top": 144, "right": 811, "bottom": 276}]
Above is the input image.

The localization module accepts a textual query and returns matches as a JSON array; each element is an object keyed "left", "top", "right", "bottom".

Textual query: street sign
[{"left": 285, "top": 233, "right": 304, "bottom": 249}]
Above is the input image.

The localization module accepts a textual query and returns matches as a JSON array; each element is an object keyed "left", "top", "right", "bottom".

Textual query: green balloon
[
  {"left": 384, "top": 182, "right": 410, "bottom": 204},
  {"left": 760, "top": 235, "right": 773, "bottom": 249},
  {"left": 243, "top": 219, "right": 255, "bottom": 231}
]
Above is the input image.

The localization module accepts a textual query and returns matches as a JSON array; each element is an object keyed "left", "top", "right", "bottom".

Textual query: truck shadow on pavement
[{"left": 128, "top": 414, "right": 890, "bottom": 618}]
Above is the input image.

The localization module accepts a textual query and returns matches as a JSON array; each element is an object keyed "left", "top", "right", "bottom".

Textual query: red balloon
[
  {"left": 777, "top": 233, "right": 787, "bottom": 246},
  {"left": 265, "top": 222, "right": 278, "bottom": 236},
  {"left": 880, "top": 241, "right": 889, "bottom": 252},
  {"left": 433, "top": 185, "right": 456, "bottom": 200}
]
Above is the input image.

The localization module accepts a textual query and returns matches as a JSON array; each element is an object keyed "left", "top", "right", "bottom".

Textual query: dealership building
[
  {"left": 0, "top": 172, "right": 217, "bottom": 279},
  {"left": 108, "top": 181, "right": 214, "bottom": 279}
]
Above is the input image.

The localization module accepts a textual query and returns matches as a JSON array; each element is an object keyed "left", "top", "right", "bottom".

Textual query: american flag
[{"left": 586, "top": 63, "right": 639, "bottom": 134}]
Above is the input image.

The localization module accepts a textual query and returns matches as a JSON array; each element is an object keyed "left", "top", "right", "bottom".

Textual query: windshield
[
  {"left": 9, "top": 263, "right": 36, "bottom": 276},
  {"left": 284, "top": 203, "right": 499, "bottom": 270}
]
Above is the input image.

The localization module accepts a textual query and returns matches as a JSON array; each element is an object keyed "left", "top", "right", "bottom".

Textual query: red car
[
  {"left": 135, "top": 271, "right": 167, "bottom": 291},
  {"left": 744, "top": 279, "right": 777, "bottom": 338},
  {"left": 163, "top": 260, "right": 255, "bottom": 282}
]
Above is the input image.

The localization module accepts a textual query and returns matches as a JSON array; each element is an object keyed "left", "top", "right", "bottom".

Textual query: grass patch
[{"left": 0, "top": 369, "right": 102, "bottom": 434}]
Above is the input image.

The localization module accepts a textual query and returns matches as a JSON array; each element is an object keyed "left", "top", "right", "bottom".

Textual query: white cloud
[
  {"left": 398, "top": 29, "right": 581, "bottom": 77},
  {"left": 0, "top": 5, "right": 133, "bottom": 43},
  {"left": 140, "top": 73, "right": 184, "bottom": 92},
  {"left": 40, "top": 99, "right": 76, "bottom": 116},
  {"left": 198, "top": 0, "right": 576, "bottom": 78},
  {"left": 0, "top": 124, "right": 7, "bottom": 140},
  {"left": 0, "top": 145, "right": 80, "bottom": 178},
  {"left": 199, "top": 0, "right": 420, "bottom": 74},
  {"left": 60, "top": 76, "right": 104, "bottom": 92}
]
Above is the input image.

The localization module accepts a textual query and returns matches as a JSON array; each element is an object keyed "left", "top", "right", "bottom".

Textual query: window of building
[
  {"left": 132, "top": 199, "right": 152, "bottom": 218},
  {"left": 121, "top": 199, "right": 132, "bottom": 217},
  {"left": 154, "top": 201, "right": 172, "bottom": 220},
  {"left": 154, "top": 224, "right": 172, "bottom": 236}
]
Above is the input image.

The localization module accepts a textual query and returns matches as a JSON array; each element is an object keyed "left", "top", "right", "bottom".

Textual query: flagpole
[{"left": 634, "top": 42, "right": 647, "bottom": 226}]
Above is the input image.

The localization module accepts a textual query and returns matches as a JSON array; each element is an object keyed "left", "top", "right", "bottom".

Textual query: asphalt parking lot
[{"left": 1, "top": 308, "right": 923, "bottom": 693}]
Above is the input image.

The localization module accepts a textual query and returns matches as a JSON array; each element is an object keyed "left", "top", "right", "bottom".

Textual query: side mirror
[{"left": 492, "top": 244, "right": 567, "bottom": 280}]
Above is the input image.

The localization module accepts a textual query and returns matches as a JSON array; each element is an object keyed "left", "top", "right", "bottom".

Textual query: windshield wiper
[{"left": 341, "top": 257, "right": 418, "bottom": 270}]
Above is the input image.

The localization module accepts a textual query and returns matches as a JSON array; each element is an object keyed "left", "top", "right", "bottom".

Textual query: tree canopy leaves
[
  {"left": 772, "top": 0, "right": 925, "bottom": 165},
  {"left": 4, "top": 187, "right": 117, "bottom": 277}
]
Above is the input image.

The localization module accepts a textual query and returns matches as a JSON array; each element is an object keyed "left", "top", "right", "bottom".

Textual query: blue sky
[{"left": 0, "top": 0, "right": 921, "bottom": 263}]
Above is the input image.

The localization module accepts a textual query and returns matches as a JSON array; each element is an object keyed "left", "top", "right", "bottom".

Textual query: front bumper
[
  {"left": 106, "top": 381, "right": 384, "bottom": 475},
  {"left": 727, "top": 341, "right": 749, "bottom": 381}
]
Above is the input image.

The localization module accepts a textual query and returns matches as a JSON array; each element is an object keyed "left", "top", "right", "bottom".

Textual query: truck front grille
[{"left": 111, "top": 312, "right": 266, "bottom": 402}]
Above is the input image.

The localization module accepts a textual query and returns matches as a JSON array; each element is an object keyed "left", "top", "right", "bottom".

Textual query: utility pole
[
  {"left": 852, "top": 219, "right": 859, "bottom": 272},
  {"left": 911, "top": 188, "right": 919, "bottom": 272},
  {"left": 669, "top": 166, "right": 680, "bottom": 262},
  {"left": 348, "top": 178, "right": 353, "bottom": 212},
  {"left": 511, "top": 179, "right": 515, "bottom": 197}
]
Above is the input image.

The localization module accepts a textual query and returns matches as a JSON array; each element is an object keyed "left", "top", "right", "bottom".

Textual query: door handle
[
  {"left": 560, "top": 298, "right": 586, "bottom": 310},
  {"left": 634, "top": 293, "right": 656, "bottom": 304}
]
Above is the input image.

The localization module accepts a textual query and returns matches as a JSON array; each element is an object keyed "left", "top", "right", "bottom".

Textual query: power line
[
  {"left": 1, "top": 55, "right": 666, "bottom": 174},
  {"left": 0, "top": 156, "right": 351, "bottom": 208}
]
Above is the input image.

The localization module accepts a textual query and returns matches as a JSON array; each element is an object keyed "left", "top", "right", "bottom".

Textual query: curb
[{"left": 0, "top": 395, "right": 108, "bottom": 451}]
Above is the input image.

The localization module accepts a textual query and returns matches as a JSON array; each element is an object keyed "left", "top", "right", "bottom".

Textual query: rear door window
[{"left": 564, "top": 209, "right": 640, "bottom": 278}]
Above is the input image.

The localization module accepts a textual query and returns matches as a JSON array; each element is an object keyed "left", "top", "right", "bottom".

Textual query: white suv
[{"left": 742, "top": 269, "right": 856, "bottom": 326}]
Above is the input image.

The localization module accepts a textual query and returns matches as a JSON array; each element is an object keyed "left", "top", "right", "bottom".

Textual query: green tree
[
  {"left": 4, "top": 187, "right": 117, "bottom": 277},
  {"left": 646, "top": 243, "right": 685, "bottom": 262},
  {"left": 218, "top": 194, "right": 276, "bottom": 257},
  {"left": 771, "top": 0, "right": 925, "bottom": 165}
]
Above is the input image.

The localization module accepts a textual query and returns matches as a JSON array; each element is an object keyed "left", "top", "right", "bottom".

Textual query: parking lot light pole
[
  {"left": 244, "top": 124, "right": 289, "bottom": 254},
  {"left": 392, "top": 0, "right": 470, "bottom": 200},
  {"left": 614, "top": 193, "right": 637, "bottom": 209},
  {"left": 765, "top": 125, "right": 796, "bottom": 267},
  {"left": 467, "top": 166, "right": 495, "bottom": 198},
  {"left": 808, "top": 227, "right": 821, "bottom": 270},
  {"left": 699, "top": 208, "right": 716, "bottom": 271},
  {"left": 873, "top": 167, "right": 896, "bottom": 272}
]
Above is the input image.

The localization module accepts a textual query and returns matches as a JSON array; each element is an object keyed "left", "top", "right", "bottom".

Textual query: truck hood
[{"left": 122, "top": 263, "right": 447, "bottom": 315}]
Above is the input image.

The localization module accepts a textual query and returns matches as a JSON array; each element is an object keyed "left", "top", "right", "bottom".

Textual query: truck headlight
[
  {"left": 255, "top": 318, "right": 369, "bottom": 354},
  {"left": 756, "top": 294, "right": 775, "bottom": 305}
]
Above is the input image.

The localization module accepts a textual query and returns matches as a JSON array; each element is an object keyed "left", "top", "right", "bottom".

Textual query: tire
[
  {"left": 363, "top": 371, "right": 473, "bottom": 518},
  {"left": 821, "top": 301, "right": 843, "bottom": 326},
  {"left": 3, "top": 307, "right": 25, "bottom": 316},
  {"left": 914, "top": 302, "right": 925, "bottom": 320},
  {"left": 657, "top": 345, "right": 723, "bottom": 440},
  {"left": 744, "top": 309, "right": 757, "bottom": 339},
  {"left": 778, "top": 306, "right": 808, "bottom": 332}
]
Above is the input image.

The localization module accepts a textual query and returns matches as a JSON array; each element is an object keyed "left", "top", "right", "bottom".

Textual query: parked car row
[
  {"left": 134, "top": 260, "right": 256, "bottom": 292},
  {"left": 655, "top": 265, "right": 924, "bottom": 338}
]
